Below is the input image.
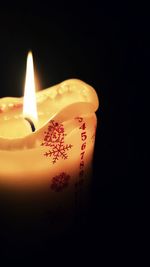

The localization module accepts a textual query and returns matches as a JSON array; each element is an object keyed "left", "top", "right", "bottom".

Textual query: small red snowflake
[
  {"left": 50, "top": 172, "right": 70, "bottom": 192},
  {"left": 41, "top": 120, "right": 73, "bottom": 163}
]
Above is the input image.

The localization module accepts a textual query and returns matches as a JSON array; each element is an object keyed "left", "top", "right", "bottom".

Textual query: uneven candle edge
[{"left": 0, "top": 79, "right": 99, "bottom": 145}]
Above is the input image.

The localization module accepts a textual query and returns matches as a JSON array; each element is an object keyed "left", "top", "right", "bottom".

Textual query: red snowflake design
[
  {"left": 41, "top": 120, "right": 73, "bottom": 164},
  {"left": 50, "top": 172, "right": 70, "bottom": 192}
]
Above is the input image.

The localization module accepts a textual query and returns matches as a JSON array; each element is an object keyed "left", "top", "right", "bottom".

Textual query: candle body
[{"left": 0, "top": 79, "right": 98, "bottom": 236}]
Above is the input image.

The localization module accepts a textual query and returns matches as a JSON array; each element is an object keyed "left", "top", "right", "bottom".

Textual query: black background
[{"left": 0, "top": 1, "right": 146, "bottom": 264}]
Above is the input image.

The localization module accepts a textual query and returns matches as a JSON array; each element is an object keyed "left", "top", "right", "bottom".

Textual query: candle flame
[{"left": 23, "top": 51, "right": 38, "bottom": 121}]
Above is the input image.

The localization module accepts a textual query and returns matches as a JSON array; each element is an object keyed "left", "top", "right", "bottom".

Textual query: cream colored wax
[{"left": 0, "top": 79, "right": 99, "bottom": 235}]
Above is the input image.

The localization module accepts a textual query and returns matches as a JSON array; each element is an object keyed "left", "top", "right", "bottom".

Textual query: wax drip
[{"left": 24, "top": 117, "right": 36, "bottom": 132}]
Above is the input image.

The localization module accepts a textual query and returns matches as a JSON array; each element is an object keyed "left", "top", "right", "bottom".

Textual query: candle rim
[{"left": 0, "top": 79, "right": 99, "bottom": 145}]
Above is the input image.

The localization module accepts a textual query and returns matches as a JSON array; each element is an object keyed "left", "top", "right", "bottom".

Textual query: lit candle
[
  {"left": 23, "top": 51, "right": 38, "bottom": 131},
  {"left": 0, "top": 52, "right": 99, "bottom": 233}
]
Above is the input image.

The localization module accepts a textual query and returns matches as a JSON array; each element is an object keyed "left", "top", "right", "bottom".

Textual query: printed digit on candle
[
  {"left": 79, "top": 122, "right": 86, "bottom": 130},
  {"left": 81, "top": 132, "right": 87, "bottom": 141},
  {"left": 81, "top": 142, "right": 86, "bottom": 150},
  {"left": 75, "top": 117, "right": 83, "bottom": 123},
  {"left": 80, "top": 151, "right": 85, "bottom": 160},
  {"left": 80, "top": 161, "right": 84, "bottom": 168},
  {"left": 75, "top": 117, "right": 87, "bottom": 179}
]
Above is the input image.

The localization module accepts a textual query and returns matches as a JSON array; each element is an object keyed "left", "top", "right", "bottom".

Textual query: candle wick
[{"left": 24, "top": 117, "right": 36, "bottom": 132}]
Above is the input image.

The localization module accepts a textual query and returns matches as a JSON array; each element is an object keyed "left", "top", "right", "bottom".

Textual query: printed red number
[
  {"left": 75, "top": 117, "right": 83, "bottom": 123},
  {"left": 80, "top": 151, "right": 85, "bottom": 160},
  {"left": 80, "top": 161, "right": 84, "bottom": 169},
  {"left": 81, "top": 142, "right": 86, "bottom": 150},
  {"left": 81, "top": 132, "right": 87, "bottom": 141},
  {"left": 79, "top": 123, "right": 86, "bottom": 130}
]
